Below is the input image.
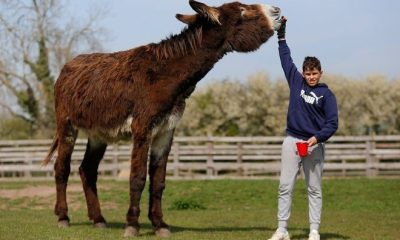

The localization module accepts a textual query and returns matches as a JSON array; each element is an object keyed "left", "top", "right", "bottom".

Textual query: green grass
[{"left": 0, "top": 179, "right": 399, "bottom": 240}]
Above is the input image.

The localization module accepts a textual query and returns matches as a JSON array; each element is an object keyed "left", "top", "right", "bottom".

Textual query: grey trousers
[{"left": 277, "top": 135, "right": 325, "bottom": 231}]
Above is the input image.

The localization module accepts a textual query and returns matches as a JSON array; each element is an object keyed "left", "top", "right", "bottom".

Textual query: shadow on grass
[
  {"left": 70, "top": 222, "right": 350, "bottom": 239},
  {"left": 71, "top": 222, "right": 273, "bottom": 232},
  {"left": 70, "top": 221, "right": 126, "bottom": 228},
  {"left": 290, "top": 228, "right": 350, "bottom": 240},
  {"left": 171, "top": 225, "right": 274, "bottom": 233}
]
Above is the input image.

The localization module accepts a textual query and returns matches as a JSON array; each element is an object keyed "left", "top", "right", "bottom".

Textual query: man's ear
[
  {"left": 189, "top": 0, "right": 221, "bottom": 25},
  {"left": 176, "top": 14, "right": 198, "bottom": 25}
]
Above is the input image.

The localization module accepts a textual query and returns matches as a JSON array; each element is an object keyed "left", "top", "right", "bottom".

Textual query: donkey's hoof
[
  {"left": 155, "top": 228, "right": 171, "bottom": 238},
  {"left": 124, "top": 226, "right": 139, "bottom": 237},
  {"left": 57, "top": 220, "right": 70, "bottom": 228},
  {"left": 94, "top": 222, "right": 107, "bottom": 228}
]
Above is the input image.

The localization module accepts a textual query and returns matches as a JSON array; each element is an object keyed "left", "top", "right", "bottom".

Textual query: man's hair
[{"left": 302, "top": 56, "right": 321, "bottom": 72}]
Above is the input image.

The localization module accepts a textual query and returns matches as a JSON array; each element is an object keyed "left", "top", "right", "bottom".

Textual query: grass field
[{"left": 0, "top": 178, "right": 399, "bottom": 240}]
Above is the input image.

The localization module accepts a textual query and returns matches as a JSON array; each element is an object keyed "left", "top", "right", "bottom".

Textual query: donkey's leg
[
  {"left": 148, "top": 130, "right": 174, "bottom": 237},
  {"left": 54, "top": 121, "right": 77, "bottom": 227},
  {"left": 124, "top": 130, "right": 151, "bottom": 237},
  {"left": 79, "top": 138, "right": 107, "bottom": 227}
]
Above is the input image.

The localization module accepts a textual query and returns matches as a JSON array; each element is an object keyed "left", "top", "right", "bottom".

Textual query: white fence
[{"left": 1, "top": 136, "right": 400, "bottom": 179}]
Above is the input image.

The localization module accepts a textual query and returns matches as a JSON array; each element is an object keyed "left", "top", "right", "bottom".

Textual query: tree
[
  {"left": 177, "top": 79, "right": 245, "bottom": 136},
  {"left": 239, "top": 73, "right": 287, "bottom": 136},
  {"left": 324, "top": 74, "right": 400, "bottom": 135},
  {"left": 176, "top": 73, "right": 289, "bottom": 137},
  {"left": 0, "top": 0, "right": 106, "bottom": 138}
]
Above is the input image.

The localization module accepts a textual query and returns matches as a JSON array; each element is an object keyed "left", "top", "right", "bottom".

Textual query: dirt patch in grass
[
  {"left": 0, "top": 184, "right": 116, "bottom": 211},
  {"left": 0, "top": 184, "right": 83, "bottom": 199},
  {"left": 0, "top": 183, "right": 114, "bottom": 200}
]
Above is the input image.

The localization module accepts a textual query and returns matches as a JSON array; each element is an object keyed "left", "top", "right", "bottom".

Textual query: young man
[{"left": 268, "top": 17, "right": 339, "bottom": 240}]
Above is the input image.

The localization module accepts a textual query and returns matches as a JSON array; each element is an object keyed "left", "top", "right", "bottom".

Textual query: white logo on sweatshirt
[{"left": 300, "top": 90, "right": 323, "bottom": 104}]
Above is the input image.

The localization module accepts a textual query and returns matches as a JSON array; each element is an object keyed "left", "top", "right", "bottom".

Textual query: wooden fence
[{"left": 1, "top": 135, "right": 400, "bottom": 180}]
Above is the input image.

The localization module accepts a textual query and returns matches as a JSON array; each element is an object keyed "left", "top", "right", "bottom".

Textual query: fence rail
[{"left": 1, "top": 136, "right": 400, "bottom": 179}]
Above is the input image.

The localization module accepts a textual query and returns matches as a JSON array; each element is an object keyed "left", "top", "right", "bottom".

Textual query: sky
[{"left": 73, "top": 0, "right": 400, "bottom": 85}]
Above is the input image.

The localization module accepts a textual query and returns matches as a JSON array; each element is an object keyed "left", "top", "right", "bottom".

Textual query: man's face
[{"left": 303, "top": 68, "right": 322, "bottom": 87}]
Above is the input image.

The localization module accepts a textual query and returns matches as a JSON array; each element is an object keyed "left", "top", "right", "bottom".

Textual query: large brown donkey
[{"left": 43, "top": 0, "right": 281, "bottom": 237}]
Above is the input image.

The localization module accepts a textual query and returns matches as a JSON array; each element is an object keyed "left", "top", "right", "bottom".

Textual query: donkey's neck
[
  {"left": 143, "top": 26, "right": 228, "bottom": 100},
  {"left": 148, "top": 26, "right": 228, "bottom": 61},
  {"left": 149, "top": 26, "right": 203, "bottom": 61},
  {"left": 164, "top": 44, "right": 225, "bottom": 92}
]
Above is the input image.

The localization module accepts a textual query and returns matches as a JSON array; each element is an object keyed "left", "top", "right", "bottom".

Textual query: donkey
[{"left": 43, "top": 0, "right": 281, "bottom": 237}]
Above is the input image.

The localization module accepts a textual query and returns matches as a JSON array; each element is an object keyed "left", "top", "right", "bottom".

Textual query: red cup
[{"left": 296, "top": 142, "right": 308, "bottom": 157}]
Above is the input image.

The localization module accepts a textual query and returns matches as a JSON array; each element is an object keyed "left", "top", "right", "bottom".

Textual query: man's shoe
[
  {"left": 268, "top": 229, "right": 290, "bottom": 240},
  {"left": 308, "top": 230, "right": 320, "bottom": 240}
]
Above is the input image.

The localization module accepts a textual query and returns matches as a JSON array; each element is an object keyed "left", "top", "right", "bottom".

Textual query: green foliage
[
  {"left": 324, "top": 74, "right": 400, "bottom": 135},
  {"left": 177, "top": 74, "right": 288, "bottom": 136},
  {"left": 0, "top": 117, "right": 34, "bottom": 139},
  {"left": 16, "top": 87, "right": 38, "bottom": 121},
  {"left": 169, "top": 199, "right": 206, "bottom": 210}
]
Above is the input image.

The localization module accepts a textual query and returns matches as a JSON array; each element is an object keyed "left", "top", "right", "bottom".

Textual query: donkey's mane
[{"left": 147, "top": 26, "right": 203, "bottom": 61}]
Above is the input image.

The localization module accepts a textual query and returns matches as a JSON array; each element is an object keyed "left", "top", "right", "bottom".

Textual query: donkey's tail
[{"left": 42, "top": 134, "right": 59, "bottom": 166}]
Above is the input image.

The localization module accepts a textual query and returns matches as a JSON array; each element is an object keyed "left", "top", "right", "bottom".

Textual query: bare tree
[{"left": 0, "top": 0, "right": 107, "bottom": 137}]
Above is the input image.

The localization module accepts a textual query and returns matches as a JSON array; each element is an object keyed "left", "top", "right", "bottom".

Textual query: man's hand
[
  {"left": 307, "top": 136, "right": 318, "bottom": 147},
  {"left": 277, "top": 16, "right": 287, "bottom": 40}
]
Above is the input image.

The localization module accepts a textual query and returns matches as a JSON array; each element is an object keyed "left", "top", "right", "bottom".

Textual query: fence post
[
  {"left": 25, "top": 155, "right": 32, "bottom": 178},
  {"left": 112, "top": 144, "right": 119, "bottom": 178},
  {"left": 173, "top": 141, "right": 179, "bottom": 178},
  {"left": 207, "top": 138, "right": 214, "bottom": 177},
  {"left": 366, "top": 136, "right": 377, "bottom": 178},
  {"left": 237, "top": 142, "right": 243, "bottom": 176}
]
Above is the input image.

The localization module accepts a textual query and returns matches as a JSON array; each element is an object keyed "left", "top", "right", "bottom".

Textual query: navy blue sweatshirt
[{"left": 279, "top": 40, "right": 338, "bottom": 142}]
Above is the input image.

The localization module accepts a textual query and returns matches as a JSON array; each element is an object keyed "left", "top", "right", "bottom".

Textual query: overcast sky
[{"left": 73, "top": 0, "right": 400, "bottom": 84}]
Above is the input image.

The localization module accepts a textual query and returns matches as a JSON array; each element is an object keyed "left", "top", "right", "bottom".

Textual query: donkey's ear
[
  {"left": 189, "top": 0, "right": 221, "bottom": 25},
  {"left": 176, "top": 14, "right": 198, "bottom": 25}
]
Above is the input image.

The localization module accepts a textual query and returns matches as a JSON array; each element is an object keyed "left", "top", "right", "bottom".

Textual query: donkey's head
[{"left": 176, "top": 0, "right": 281, "bottom": 53}]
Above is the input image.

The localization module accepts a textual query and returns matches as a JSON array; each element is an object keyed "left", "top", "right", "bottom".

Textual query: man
[{"left": 268, "top": 17, "right": 339, "bottom": 240}]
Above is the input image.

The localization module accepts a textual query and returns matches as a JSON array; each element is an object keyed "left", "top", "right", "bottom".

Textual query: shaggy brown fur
[{"left": 43, "top": 0, "right": 280, "bottom": 237}]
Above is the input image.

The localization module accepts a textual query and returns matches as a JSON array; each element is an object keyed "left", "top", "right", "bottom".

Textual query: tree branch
[
  {"left": 0, "top": 101, "right": 33, "bottom": 123},
  {"left": 0, "top": 74, "right": 20, "bottom": 97},
  {"left": 0, "top": 67, "right": 30, "bottom": 87}
]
